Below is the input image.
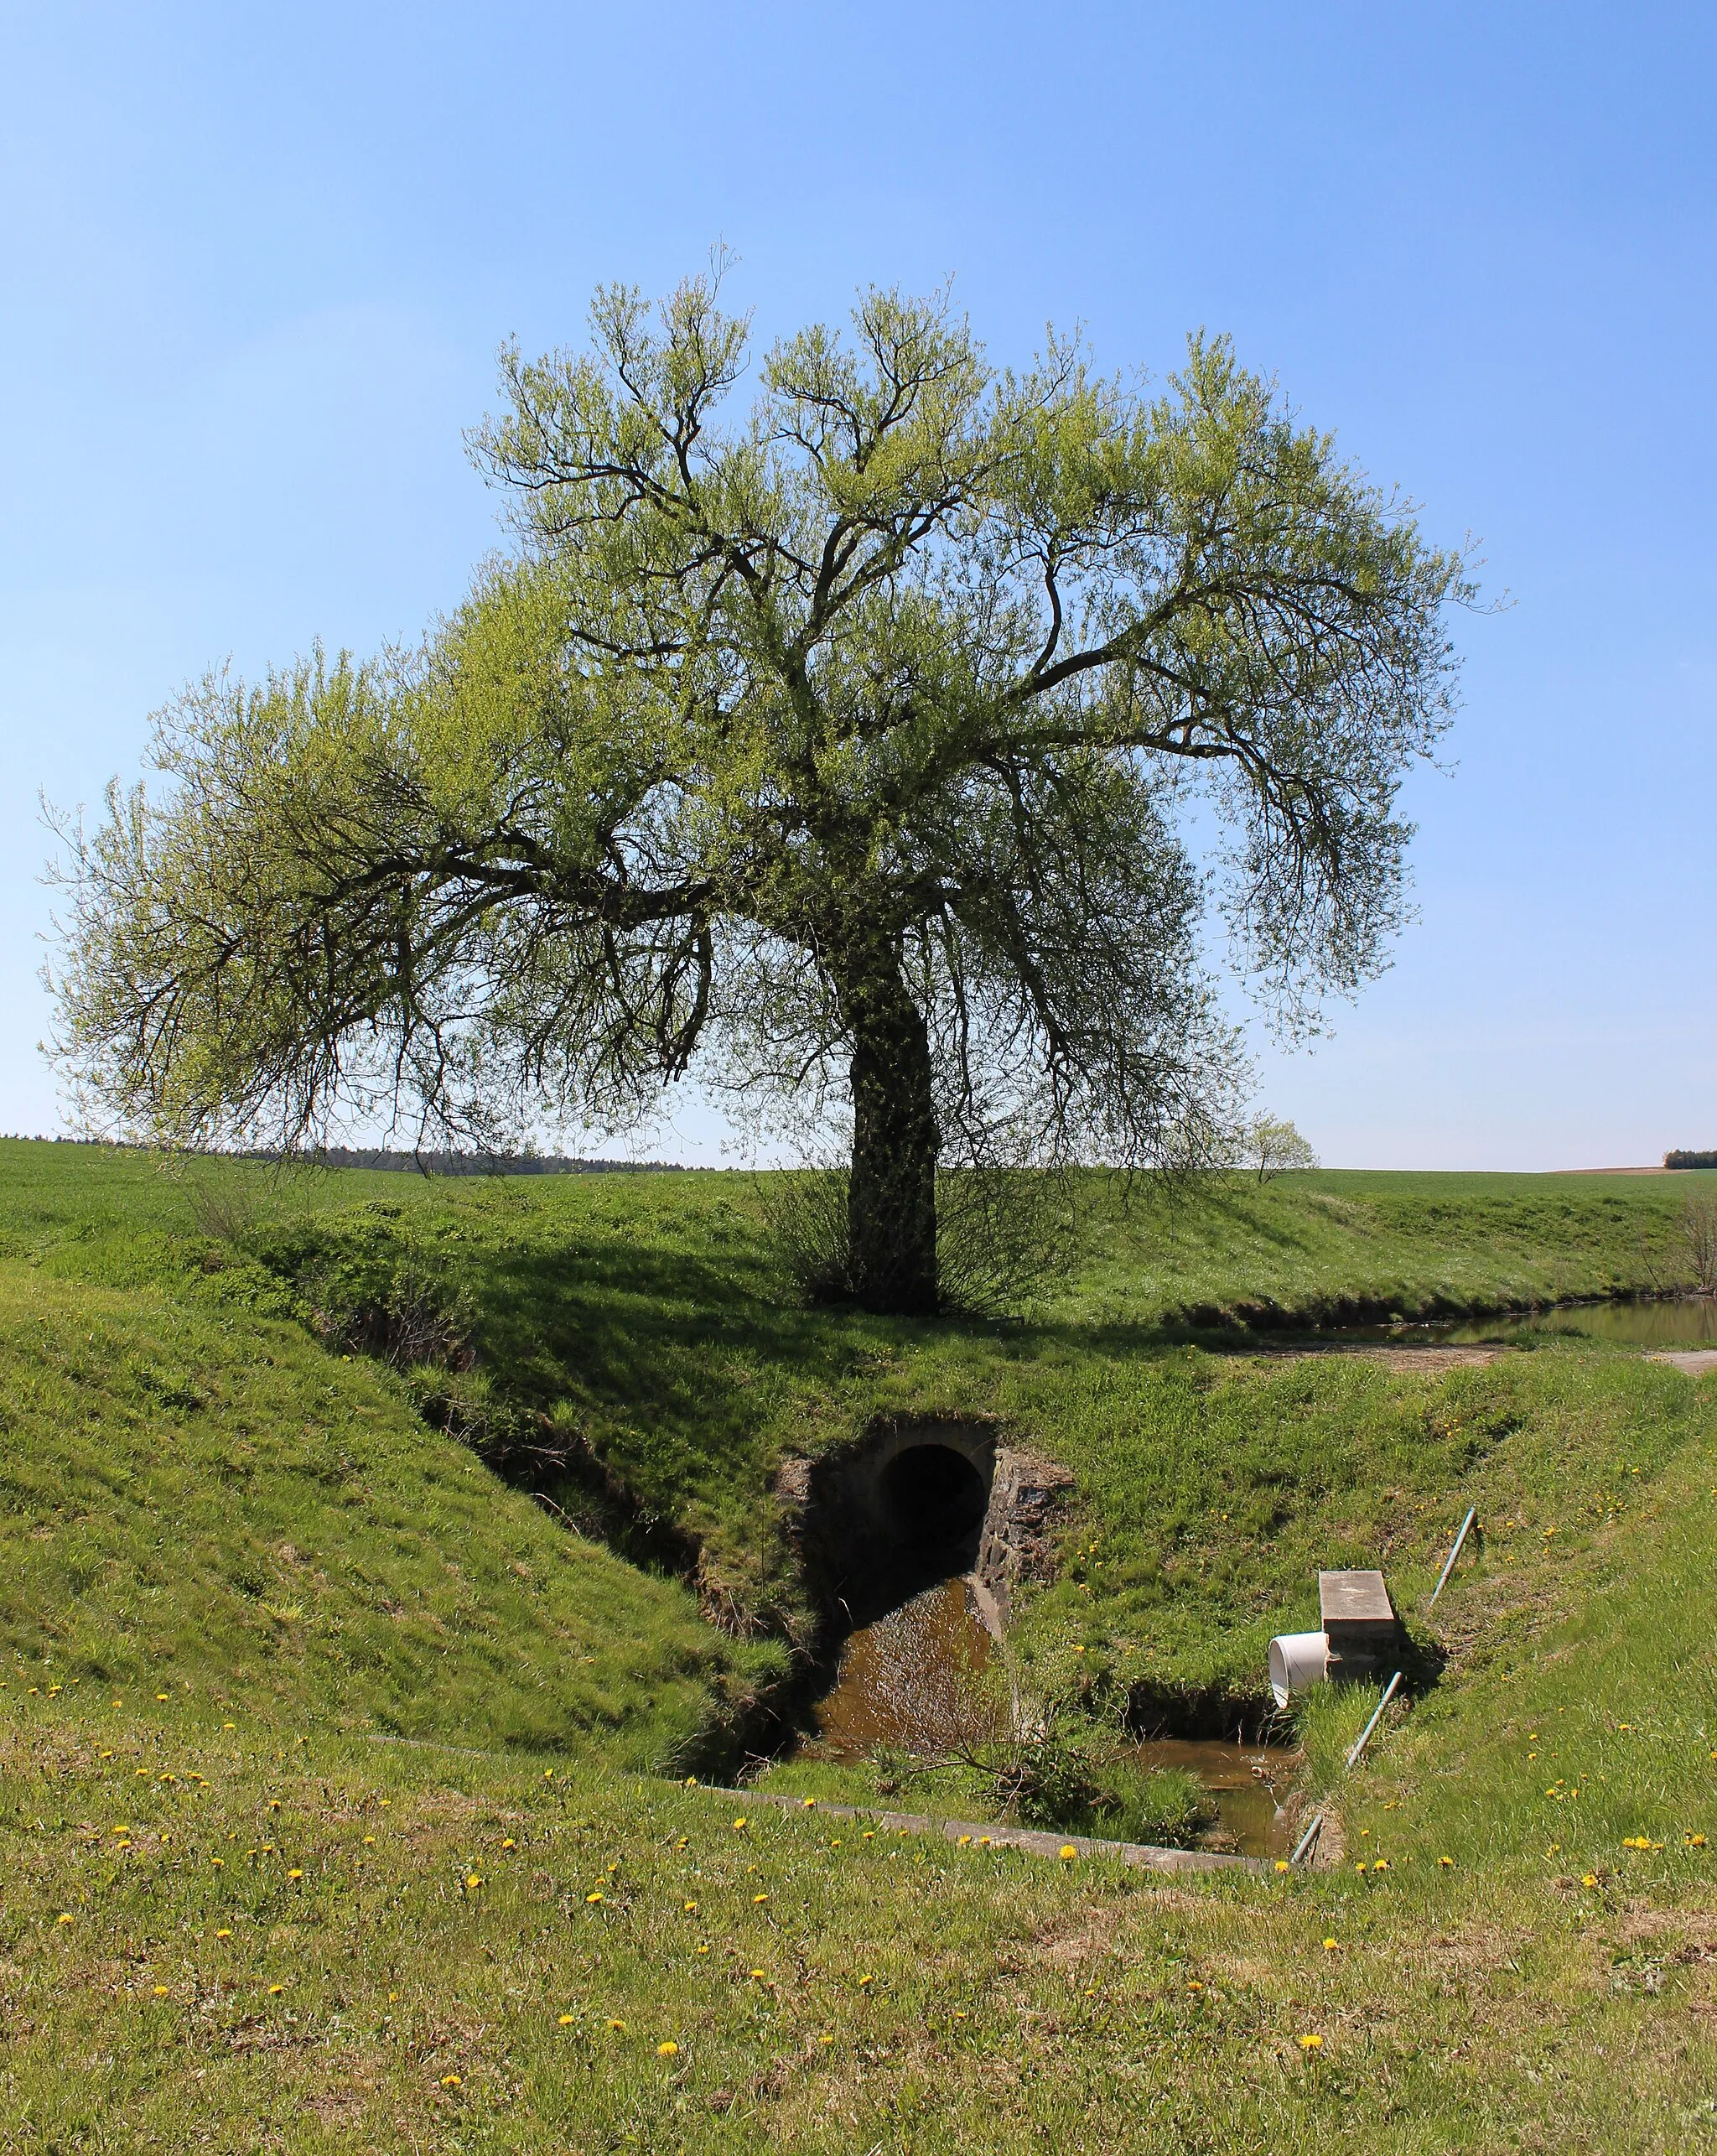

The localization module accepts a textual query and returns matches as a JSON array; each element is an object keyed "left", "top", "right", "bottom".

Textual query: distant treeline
[
  {"left": 1, "top": 1135, "right": 699, "bottom": 1175},
  {"left": 1666, "top": 1150, "right": 1717, "bottom": 1171}
]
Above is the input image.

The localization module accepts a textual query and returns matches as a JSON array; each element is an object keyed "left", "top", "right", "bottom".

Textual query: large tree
[{"left": 50, "top": 267, "right": 1470, "bottom": 1313}]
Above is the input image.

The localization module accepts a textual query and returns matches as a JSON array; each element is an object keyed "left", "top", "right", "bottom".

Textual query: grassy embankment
[{"left": 3, "top": 1143, "right": 1715, "bottom": 2145}]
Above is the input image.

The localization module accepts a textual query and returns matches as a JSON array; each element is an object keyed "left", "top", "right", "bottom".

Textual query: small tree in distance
[
  {"left": 1242, "top": 1114, "right": 1320, "bottom": 1184},
  {"left": 49, "top": 262, "right": 1471, "bottom": 1316}
]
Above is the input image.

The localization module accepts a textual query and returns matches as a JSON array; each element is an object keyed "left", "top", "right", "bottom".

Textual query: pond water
[
  {"left": 809, "top": 1577, "right": 1001, "bottom": 1759},
  {"left": 1128, "top": 1738, "right": 1299, "bottom": 1861},
  {"left": 1323, "top": 1296, "right": 1717, "bottom": 1350}
]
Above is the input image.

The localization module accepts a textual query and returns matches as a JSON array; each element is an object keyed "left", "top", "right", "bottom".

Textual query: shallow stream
[{"left": 1316, "top": 1295, "right": 1717, "bottom": 1349}]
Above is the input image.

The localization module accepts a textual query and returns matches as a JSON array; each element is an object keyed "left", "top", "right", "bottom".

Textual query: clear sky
[{"left": 3, "top": 1, "right": 1711, "bottom": 1168}]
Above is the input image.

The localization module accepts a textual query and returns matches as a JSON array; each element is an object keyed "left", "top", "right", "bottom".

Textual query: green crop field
[{"left": 2, "top": 1141, "right": 1714, "bottom": 2148}]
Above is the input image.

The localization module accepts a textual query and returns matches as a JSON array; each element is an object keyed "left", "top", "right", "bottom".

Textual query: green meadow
[{"left": 2, "top": 1141, "right": 1714, "bottom": 2149}]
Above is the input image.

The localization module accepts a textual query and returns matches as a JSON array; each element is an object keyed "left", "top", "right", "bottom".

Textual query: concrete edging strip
[{"left": 689, "top": 1783, "right": 1263, "bottom": 1874}]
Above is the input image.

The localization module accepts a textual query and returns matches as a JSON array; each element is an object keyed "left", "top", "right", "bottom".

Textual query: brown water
[
  {"left": 1129, "top": 1738, "right": 1299, "bottom": 1860},
  {"left": 1329, "top": 1296, "right": 1717, "bottom": 1349},
  {"left": 811, "top": 1577, "right": 1001, "bottom": 1758}
]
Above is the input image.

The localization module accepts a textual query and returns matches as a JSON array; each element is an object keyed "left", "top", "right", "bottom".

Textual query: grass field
[{"left": 2, "top": 1141, "right": 1715, "bottom": 2148}]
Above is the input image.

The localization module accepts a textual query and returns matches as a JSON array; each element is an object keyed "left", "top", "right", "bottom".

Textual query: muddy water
[
  {"left": 1129, "top": 1738, "right": 1299, "bottom": 1859},
  {"left": 1324, "top": 1296, "right": 1717, "bottom": 1349},
  {"left": 811, "top": 1578, "right": 1002, "bottom": 1758}
]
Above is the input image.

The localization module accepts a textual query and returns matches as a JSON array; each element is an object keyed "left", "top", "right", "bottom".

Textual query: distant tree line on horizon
[{"left": 1666, "top": 1150, "right": 1717, "bottom": 1170}]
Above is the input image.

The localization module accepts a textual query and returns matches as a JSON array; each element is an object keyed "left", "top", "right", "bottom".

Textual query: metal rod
[
  {"left": 1289, "top": 1811, "right": 1325, "bottom": 1866},
  {"left": 1428, "top": 1505, "right": 1477, "bottom": 1608},
  {"left": 1345, "top": 1671, "right": 1403, "bottom": 1769}
]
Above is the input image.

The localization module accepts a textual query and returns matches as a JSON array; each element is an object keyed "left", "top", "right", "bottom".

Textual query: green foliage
[{"left": 50, "top": 269, "right": 1473, "bottom": 1312}]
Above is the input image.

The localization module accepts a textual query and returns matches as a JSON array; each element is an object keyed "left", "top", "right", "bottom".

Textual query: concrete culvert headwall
[{"left": 782, "top": 1418, "right": 1071, "bottom": 1631}]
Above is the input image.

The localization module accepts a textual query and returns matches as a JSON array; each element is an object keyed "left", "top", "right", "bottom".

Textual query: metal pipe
[
  {"left": 1289, "top": 1811, "right": 1324, "bottom": 1866},
  {"left": 1428, "top": 1505, "right": 1477, "bottom": 1608},
  {"left": 1345, "top": 1670, "right": 1402, "bottom": 1769}
]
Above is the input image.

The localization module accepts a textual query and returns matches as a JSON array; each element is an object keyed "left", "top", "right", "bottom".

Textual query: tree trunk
[{"left": 840, "top": 944, "right": 940, "bottom": 1316}]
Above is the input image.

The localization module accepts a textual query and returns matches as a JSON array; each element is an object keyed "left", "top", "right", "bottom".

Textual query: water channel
[{"left": 1284, "top": 1295, "right": 1717, "bottom": 1350}]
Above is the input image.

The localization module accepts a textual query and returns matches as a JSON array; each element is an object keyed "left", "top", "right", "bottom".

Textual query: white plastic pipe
[{"left": 1268, "top": 1629, "right": 1330, "bottom": 1707}]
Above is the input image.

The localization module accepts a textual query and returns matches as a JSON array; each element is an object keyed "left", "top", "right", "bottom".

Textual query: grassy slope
[
  {"left": 3, "top": 1405, "right": 1714, "bottom": 2153},
  {"left": 3, "top": 1144, "right": 1716, "bottom": 2146}
]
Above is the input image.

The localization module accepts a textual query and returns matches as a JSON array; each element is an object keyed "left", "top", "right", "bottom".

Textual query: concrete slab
[
  {"left": 1319, "top": 1570, "right": 1393, "bottom": 1624},
  {"left": 691, "top": 1784, "right": 1263, "bottom": 1873},
  {"left": 1650, "top": 1349, "right": 1717, "bottom": 1377}
]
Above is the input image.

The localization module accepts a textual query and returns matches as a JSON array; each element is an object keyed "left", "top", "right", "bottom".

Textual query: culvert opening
[{"left": 879, "top": 1443, "right": 990, "bottom": 1555}]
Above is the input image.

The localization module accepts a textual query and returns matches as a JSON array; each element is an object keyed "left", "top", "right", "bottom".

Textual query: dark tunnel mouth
[{"left": 878, "top": 1442, "right": 990, "bottom": 1551}]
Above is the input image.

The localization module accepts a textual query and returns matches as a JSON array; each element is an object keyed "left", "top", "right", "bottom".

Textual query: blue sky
[{"left": 3, "top": 1, "right": 1711, "bottom": 1167}]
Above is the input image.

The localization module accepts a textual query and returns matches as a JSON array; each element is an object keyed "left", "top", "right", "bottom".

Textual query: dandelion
[
  {"left": 1581, "top": 1873, "right": 1599, "bottom": 1888},
  {"left": 558, "top": 2013, "right": 574, "bottom": 2025},
  {"left": 215, "top": 1928, "right": 232, "bottom": 1938},
  {"left": 1353, "top": 1862, "right": 1367, "bottom": 1873},
  {"left": 1299, "top": 2033, "right": 1324, "bottom": 2052},
  {"left": 268, "top": 1983, "right": 285, "bottom": 1996},
  {"left": 1059, "top": 1845, "right": 1077, "bottom": 1862},
  {"left": 1438, "top": 1856, "right": 1455, "bottom": 1868},
  {"left": 439, "top": 2074, "right": 461, "bottom": 2088},
  {"left": 957, "top": 1834, "right": 972, "bottom": 1847},
  {"left": 818, "top": 2032, "right": 834, "bottom": 2044},
  {"left": 733, "top": 1817, "right": 748, "bottom": 1831},
  {"left": 1273, "top": 1859, "right": 1290, "bottom": 1873},
  {"left": 863, "top": 1831, "right": 874, "bottom": 1842},
  {"left": 1372, "top": 1858, "right": 1390, "bottom": 1872},
  {"left": 222, "top": 1722, "right": 235, "bottom": 1730},
  {"left": 604, "top": 2018, "right": 625, "bottom": 2032},
  {"left": 656, "top": 2039, "right": 679, "bottom": 2055},
  {"left": 466, "top": 1875, "right": 482, "bottom": 1889},
  {"left": 801, "top": 1798, "right": 817, "bottom": 1810},
  {"left": 857, "top": 1974, "right": 873, "bottom": 1988},
  {"left": 684, "top": 1775, "right": 698, "bottom": 1787},
  {"left": 55, "top": 1914, "right": 73, "bottom": 1926},
  {"left": 155, "top": 1693, "right": 169, "bottom": 1702},
  {"left": 750, "top": 1968, "right": 767, "bottom": 1981},
  {"left": 684, "top": 1900, "right": 699, "bottom": 1913},
  {"left": 1322, "top": 1937, "right": 1338, "bottom": 1952},
  {"left": 153, "top": 1984, "right": 169, "bottom": 1997},
  {"left": 1688, "top": 1834, "right": 1708, "bottom": 1847},
  {"left": 288, "top": 1868, "right": 303, "bottom": 1880},
  {"left": 978, "top": 1835, "right": 992, "bottom": 1847},
  {"left": 1186, "top": 1981, "right": 1204, "bottom": 1993},
  {"left": 753, "top": 1892, "right": 769, "bottom": 1904},
  {"left": 501, "top": 1838, "right": 516, "bottom": 1850},
  {"left": 363, "top": 1836, "right": 375, "bottom": 1846},
  {"left": 586, "top": 1891, "right": 604, "bottom": 1904},
  {"left": 696, "top": 1944, "right": 710, "bottom": 1955}
]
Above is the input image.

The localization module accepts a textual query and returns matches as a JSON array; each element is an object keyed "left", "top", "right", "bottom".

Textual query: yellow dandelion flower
[
  {"left": 750, "top": 1968, "right": 767, "bottom": 1981},
  {"left": 586, "top": 1891, "right": 604, "bottom": 1904},
  {"left": 55, "top": 1913, "right": 73, "bottom": 1925},
  {"left": 1582, "top": 1873, "right": 1599, "bottom": 1888},
  {"left": 818, "top": 2031, "right": 834, "bottom": 2044},
  {"left": 656, "top": 2039, "right": 679, "bottom": 2055},
  {"left": 501, "top": 1837, "right": 516, "bottom": 1850},
  {"left": 1322, "top": 1937, "right": 1338, "bottom": 1951},
  {"left": 684, "top": 1775, "right": 698, "bottom": 1787},
  {"left": 1372, "top": 1858, "right": 1390, "bottom": 1872},
  {"left": 1273, "top": 1858, "right": 1290, "bottom": 1873},
  {"left": 1058, "top": 1845, "right": 1077, "bottom": 1861},
  {"left": 215, "top": 1927, "right": 232, "bottom": 1938},
  {"left": 466, "top": 1875, "right": 481, "bottom": 1889},
  {"left": 1186, "top": 1980, "right": 1204, "bottom": 1993},
  {"left": 863, "top": 1831, "right": 874, "bottom": 1841},
  {"left": 733, "top": 1817, "right": 748, "bottom": 1830},
  {"left": 605, "top": 2018, "right": 625, "bottom": 2031},
  {"left": 978, "top": 1835, "right": 992, "bottom": 1847},
  {"left": 558, "top": 2013, "right": 574, "bottom": 2025},
  {"left": 695, "top": 1944, "right": 709, "bottom": 1954},
  {"left": 753, "top": 1892, "right": 769, "bottom": 1904},
  {"left": 1353, "top": 1861, "right": 1367, "bottom": 1873},
  {"left": 1438, "top": 1855, "right": 1455, "bottom": 1868},
  {"left": 155, "top": 1693, "right": 169, "bottom": 1701},
  {"left": 152, "top": 1984, "right": 169, "bottom": 1997},
  {"left": 802, "top": 1798, "right": 817, "bottom": 1809},
  {"left": 439, "top": 2074, "right": 461, "bottom": 2088},
  {"left": 957, "top": 1834, "right": 972, "bottom": 1846},
  {"left": 267, "top": 1983, "right": 285, "bottom": 1996},
  {"left": 857, "top": 1973, "right": 873, "bottom": 1987},
  {"left": 1688, "top": 1834, "right": 1708, "bottom": 1847},
  {"left": 210, "top": 1857, "right": 224, "bottom": 1868},
  {"left": 363, "top": 1835, "right": 375, "bottom": 1846},
  {"left": 1299, "top": 2032, "right": 1324, "bottom": 2052},
  {"left": 683, "top": 1900, "right": 699, "bottom": 1913},
  {"left": 288, "top": 1868, "right": 303, "bottom": 1880}
]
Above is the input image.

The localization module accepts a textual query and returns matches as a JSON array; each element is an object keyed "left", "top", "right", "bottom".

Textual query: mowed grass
[
  {"left": 0, "top": 1268, "right": 779, "bottom": 1766},
  {"left": 3, "top": 1416, "right": 1714, "bottom": 2153},
  {"left": 3, "top": 1142, "right": 1717, "bottom": 2145}
]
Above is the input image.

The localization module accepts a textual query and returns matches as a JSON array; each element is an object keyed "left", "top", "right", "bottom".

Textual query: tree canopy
[{"left": 50, "top": 262, "right": 1472, "bottom": 1312}]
